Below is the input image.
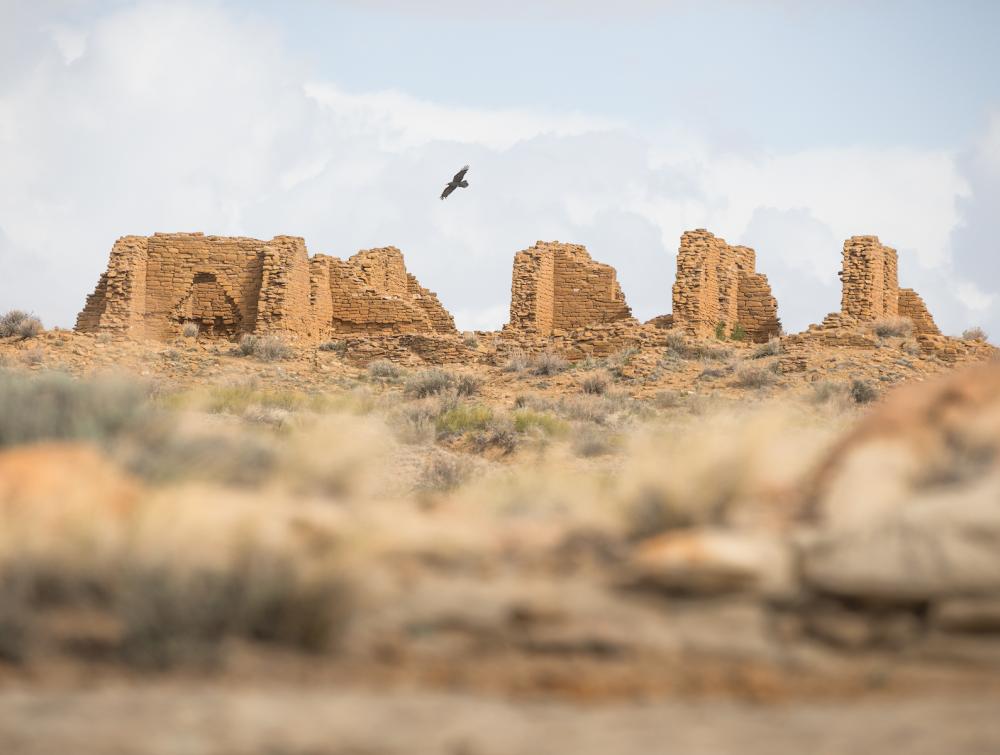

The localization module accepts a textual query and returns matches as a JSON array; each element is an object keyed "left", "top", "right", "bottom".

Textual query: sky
[{"left": 1, "top": 0, "right": 999, "bottom": 335}]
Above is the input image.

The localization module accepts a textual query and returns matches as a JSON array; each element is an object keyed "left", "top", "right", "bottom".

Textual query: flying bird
[{"left": 440, "top": 165, "right": 469, "bottom": 200}]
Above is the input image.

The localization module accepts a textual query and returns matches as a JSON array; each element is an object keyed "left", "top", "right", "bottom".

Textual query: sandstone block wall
[
  {"left": 671, "top": 230, "right": 781, "bottom": 342},
  {"left": 898, "top": 288, "right": 941, "bottom": 336},
  {"left": 506, "top": 242, "right": 631, "bottom": 335},
  {"left": 839, "top": 235, "right": 899, "bottom": 321},
  {"left": 77, "top": 235, "right": 455, "bottom": 340}
]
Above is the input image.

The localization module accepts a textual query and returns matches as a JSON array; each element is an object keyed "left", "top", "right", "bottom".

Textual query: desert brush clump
[
  {"left": 418, "top": 451, "right": 472, "bottom": 493},
  {"left": 664, "top": 332, "right": 732, "bottom": 362},
  {"left": 530, "top": 350, "right": 570, "bottom": 376},
  {"left": 580, "top": 374, "right": 609, "bottom": 395},
  {"left": 0, "top": 371, "right": 154, "bottom": 448},
  {"left": 871, "top": 317, "right": 914, "bottom": 339},
  {"left": 435, "top": 403, "right": 493, "bottom": 437},
  {"left": 0, "top": 310, "right": 43, "bottom": 339},
  {"left": 181, "top": 322, "right": 199, "bottom": 339},
  {"left": 318, "top": 340, "right": 347, "bottom": 354},
  {"left": 962, "top": 326, "right": 988, "bottom": 342},
  {"left": 367, "top": 359, "right": 401, "bottom": 381},
  {"left": 751, "top": 338, "right": 782, "bottom": 359},
  {"left": 238, "top": 334, "right": 293, "bottom": 361},
  {"left": 404, "top": 368, "right": 455, "bottom": 398},
  {"left": 731, "top": 363, "right": 780, "bottom": 389},
  {"left": 850, "top": 378, "right": 879, "bottom": 404}
]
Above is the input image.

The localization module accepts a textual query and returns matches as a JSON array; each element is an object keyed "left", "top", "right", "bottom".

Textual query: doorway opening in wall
[{"left": 172, "top": 271, "right": 242, "bottom": 338}]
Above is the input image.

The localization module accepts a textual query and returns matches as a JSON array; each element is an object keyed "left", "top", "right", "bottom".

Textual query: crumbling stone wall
[
  {"left": 671, "top": 230, "right": 781, "bottom": 342},
  {"left": 898, "top": 288, "right": 941, "bottom": 336},
  {"left": 77, "top": 235, "right": 455, "bottom": 340},
  {"left": 506, "top": 242, "right": 631, "bottom": 335},
  {"left": 311, "top": 247, "right": 455, "bottom": 336}
]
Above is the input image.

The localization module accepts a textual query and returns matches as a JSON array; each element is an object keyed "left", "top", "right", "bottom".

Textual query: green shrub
[
  {"left": 512, "top": 409, "right": 568, "bottom": 436},
  {"left": 436, "top": 404, "right": 493, "bottom": 436},
  {"left": 729, "top": 323, "right": 747, "bottom": 341},
  {"left": 714, "top": 322, "right": 726, "bottom": 340}
]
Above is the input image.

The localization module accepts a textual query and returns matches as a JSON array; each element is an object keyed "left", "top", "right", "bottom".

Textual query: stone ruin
[
  {"left": 76, "top": 233, "right": 455, "bottom": 341},
  {"left": 76, "top": 228, "right": 970, "bottom": 363},
  {"left": 505, "top": 241, "right": 632, "bottom": 336},
  {"left": 804, "top": 235, "right": 941, "bottom": 340},
  {"left": 670, "top": 229, "right": 781, "bottom": 343}
]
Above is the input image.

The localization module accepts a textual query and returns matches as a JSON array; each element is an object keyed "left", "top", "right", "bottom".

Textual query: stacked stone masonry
[
  {"left": 671, "top": 230, "right": 781, "bottom": 343},
  {"left": 505, "top": 242, "right": 632, "bottom": 336},
  {"left": 76, "top": 234, "right": 456, "bottom": 340}
]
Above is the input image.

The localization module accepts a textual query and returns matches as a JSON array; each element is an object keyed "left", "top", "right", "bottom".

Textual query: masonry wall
[
  {"left": 671, "top": 230, "right": 780, "bottom": 342},
  {"left": 898, "top": 288, "right": 941, "bottom": 336},
  {"left": 77, "top": 236, "right": 455, "bottom": 340},
  {"left": 507, "top": 242, "right": 630, "bottom": 335},
  {"left": 839, "top": 235, "right": 900, "bottom": 321}
]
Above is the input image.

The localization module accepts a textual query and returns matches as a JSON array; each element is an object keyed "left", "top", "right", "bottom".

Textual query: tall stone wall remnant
[
  {"left": 506, "top": 241, "right": 632, "bottom": 335},
  {"left": 671, "top": 229, "right": 781, "bottom": 343},
  {"left": 76, "top": 234, "right": 456, "bottom": 340}
]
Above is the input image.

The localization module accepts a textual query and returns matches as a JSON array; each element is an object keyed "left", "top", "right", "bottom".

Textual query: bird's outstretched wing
[
  {"left": 452, "top": 165, "right": 469, "bottom": 183},
  {"left": 440, "top": 183, "right": 456, "bottom": 200}
]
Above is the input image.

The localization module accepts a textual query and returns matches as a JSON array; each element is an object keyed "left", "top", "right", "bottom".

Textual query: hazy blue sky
[{"left": 2, "top": 0, "right": 999, "bottom": 334}]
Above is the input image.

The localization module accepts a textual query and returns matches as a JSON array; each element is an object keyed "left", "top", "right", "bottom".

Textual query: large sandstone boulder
[{"left": 800, "top": 363, "right": 1000, "bottom": 602}]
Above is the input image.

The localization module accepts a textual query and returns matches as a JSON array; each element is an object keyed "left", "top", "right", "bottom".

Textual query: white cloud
[{"left": 0, "top": 0, "right": 987, "bottom": 338}]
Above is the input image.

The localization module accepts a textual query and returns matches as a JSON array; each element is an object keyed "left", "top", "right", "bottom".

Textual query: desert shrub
[
  {"left": 237, "top": 334, "right": 258, "bottom": 356},
  {"left": 697, "top": 365, "right": 731, "bottom": 381},
  {"left": 96, "top": 332, "right": 113, "bottom": 345},
  {"left": 729, "top": 323, "right": 747, "bottom": 341},
  {"left": 530, "top": 350, "right": 569, "bottom": 376},
  {"left": 512, "top": 409, "right": 568, "bottom": 437},
  {"left": 119, "top": 550, "right": 350, "bottom": 667},
  {"left": 962, "top": 326, "right": 988, "bottom": 342},
  {"left": 0, "top": 371, "right": 152, "bottom": 448},
  {"left": 607, "top": 347, "right": 638, "bottom": 379},
  {"left": 367, "top": 359, "right": 401, "bottom": 380},
  {"left": 462, "top": 332, "right": 479, "bottom": 348},
  {"left": 454, "top": 373, "right": 481, "bottom": 397},
  {"left": 199, "top": 385, "right": 328, "bottom": 416},
  {"left": 254, "top": 335, "right": 292, "bottom": 361},
  {"left": 21, "top": 347, "right": 44, "bottom": 366},
  {"left": 404, "top": 368, "right": 454, "bottom": 398},
  {"left": 731, "top": 363, "right": 779, "bottom": 389},
  {"left": 665, "top": 332, "right": 732, "bottom": 362},
  {"left": 502, "top": 349, "right": 530, "bottom": 372},
  {"left": 181, "top": 322, "right": 199, "bottom": 339},
  {"left": 572, "top": 426, "right": 617, "bottom": 457},
  {"left": 580, "top": 374, "right": 608, "bottom": 395},
  {"left": 0, "top": 310, "right": 29, "bottom": 337},
  {"left": 850, "top": 378, "right": 879, "bottom": 405},
  {"left": 391, "top": 400, "right": 440, "bottom": 445},
  {"left": 809, "top": 380, "right": 844, "bottom": 405},
  {"left": 318, "top": 340, "right": 347, "bottom": 354},
  {"left": 872, "top": 317, "right": 913, "bottom": 339},
  {"left": 751, "top": 338, "right": 781, "bottom": 358},
  {"left": 652, "top": 389, "right": 682, "bottom": 409},
  {"left": 714, "top": 321, "right": 726, "bottom": 340},
  {"left": 418, "top": 452, "right": 471, "bottom": 492},
  {"left": 436, "top": 403, "right": 493, "bottom": 436},
  {"left": 473, "top": 416, "right": 519, "bottom": 454},
  {"left": 15, "top": 317, "right": 43, "bottom": 339}
]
